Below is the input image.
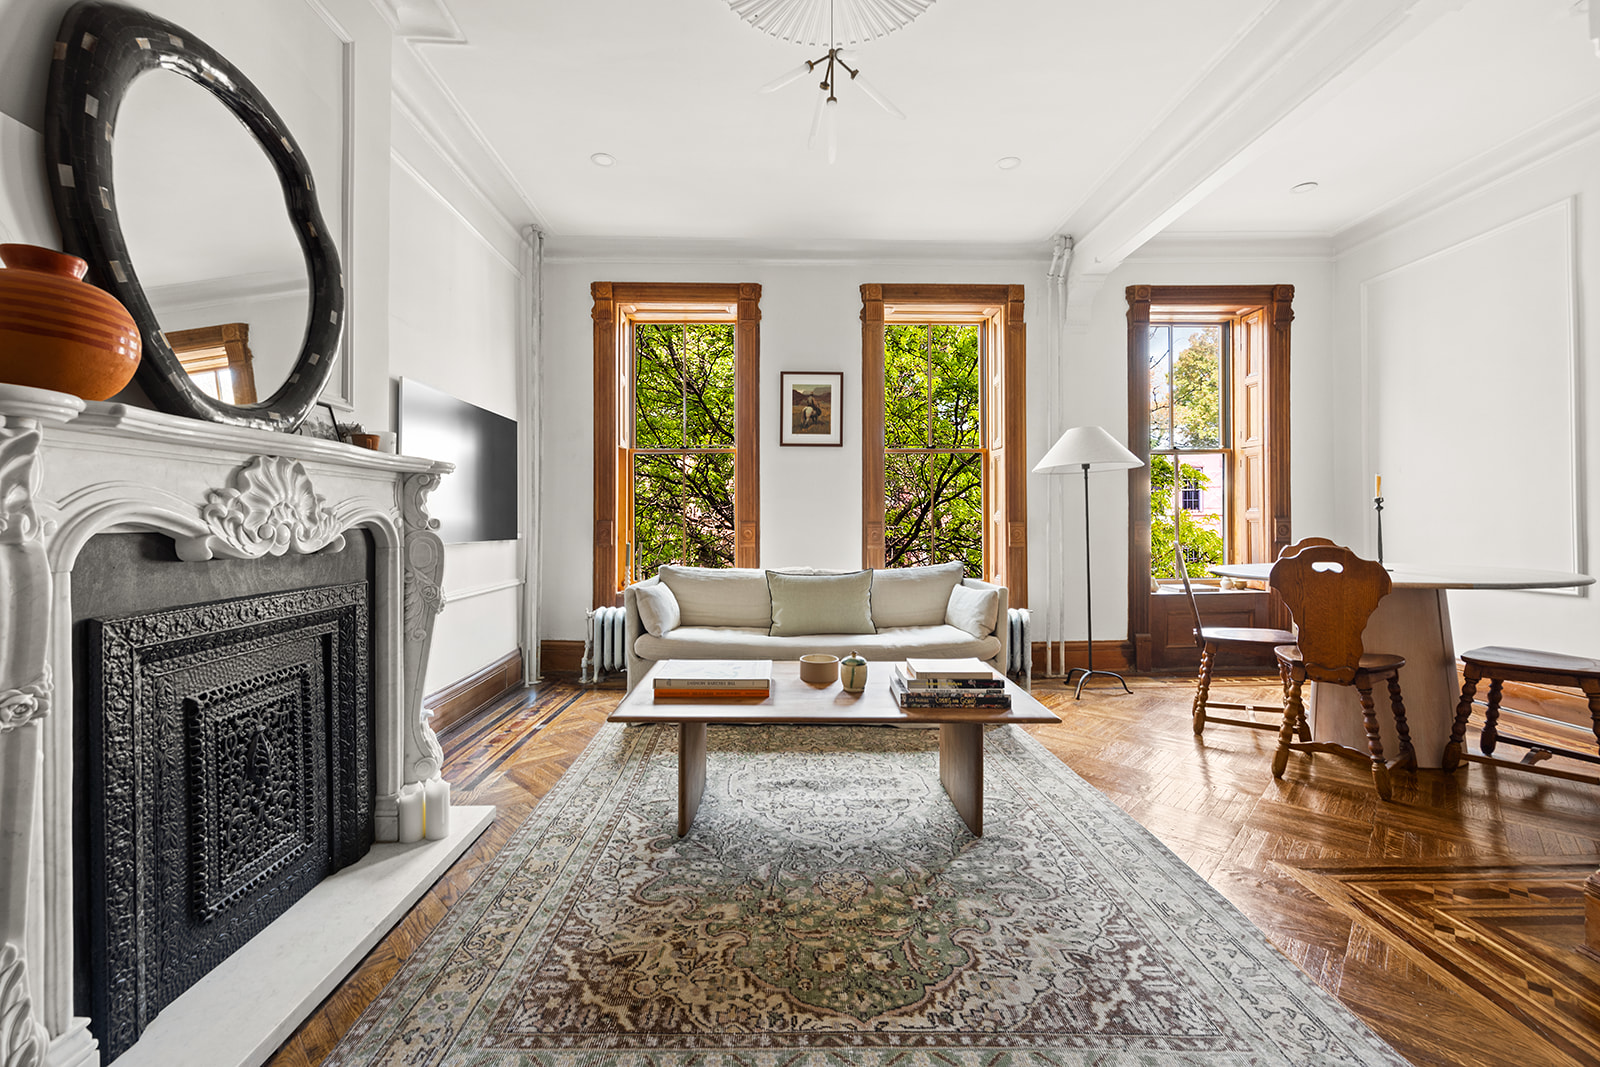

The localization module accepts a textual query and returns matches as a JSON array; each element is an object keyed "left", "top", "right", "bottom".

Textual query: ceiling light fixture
[
  {"left": 1290, "top": 180, "right": 1319, "bottom": 194},
  {"left": 590, "top": 152, "right": 616, "bottom": 167},
  {"left": 734, "top": 0, "right": 934, "bottom": 163},
  {"left": 997, "top": 156, "right": 1021, "bottom": 171}
]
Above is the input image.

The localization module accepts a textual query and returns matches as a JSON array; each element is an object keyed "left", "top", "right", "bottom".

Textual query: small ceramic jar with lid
[{"left": 840, "top": 651, "right": 868, "bottom": 693}]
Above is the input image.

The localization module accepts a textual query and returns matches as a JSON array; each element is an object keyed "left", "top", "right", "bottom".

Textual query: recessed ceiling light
[
  {"left": 1290, "top": 180, "right": 1319, "bottom": 194},
  {"left": 590, "top": 152, "right": 616, "bottom": 167},
  {"left": 996, "top": 156, "right": 1022, "bottom": 171}
]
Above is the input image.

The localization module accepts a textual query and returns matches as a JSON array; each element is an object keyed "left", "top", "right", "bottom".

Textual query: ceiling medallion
[{"left": 729, "top": 0, "right": 936, "bottom": 163}]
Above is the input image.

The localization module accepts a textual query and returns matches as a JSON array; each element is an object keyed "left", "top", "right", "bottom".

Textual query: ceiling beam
[{"left": 1062, "top": 0, "right": 1469, "bottom": 321}]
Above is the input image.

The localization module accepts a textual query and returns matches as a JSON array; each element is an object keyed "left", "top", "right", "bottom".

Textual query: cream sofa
[{"left": 622, "top": 563, "right": 1009, "bottom": 692}]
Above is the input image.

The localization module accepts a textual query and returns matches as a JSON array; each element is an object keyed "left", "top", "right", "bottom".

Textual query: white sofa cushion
[
  {"left": 946, "top": 582, "right": 1000, "bottom": 639},
  {"left": 767, "top": 570, "right": 874, "bottom": 636},
  {"left": 658, "top": 565, "right": 772, "bottom": 628},
  {"left": 869, "top": 563, "right": 964, "bottom": 629},
  {"left": 634, "top": 624, "right": 1001, "bottom": 663},
  {"left": 634, "top": 582, "right": 681, "bottom": 636}
]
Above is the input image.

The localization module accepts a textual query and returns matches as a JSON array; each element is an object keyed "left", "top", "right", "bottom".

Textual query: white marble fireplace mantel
[{"left": 0, "top": 384, "right": 478, "bottom": 1067}]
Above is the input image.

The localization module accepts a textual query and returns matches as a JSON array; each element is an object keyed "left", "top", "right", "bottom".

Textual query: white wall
[
  {"left": 388, "top": 103, "right": 526, "bottom": 693},
  {"left": 1334, "top": 142, "right": 1600, "bottom": 657},
  {"left": 0, "top": 1, "right": 531, "bottom": 693},
  {"left": 538, "top": 246, "right": 1337, "bottom": 647}
]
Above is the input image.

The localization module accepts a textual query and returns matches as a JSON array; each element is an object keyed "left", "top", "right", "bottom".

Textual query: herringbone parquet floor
[{"left": 266, "top": 675, "right": 1600, "bottom": 1067}]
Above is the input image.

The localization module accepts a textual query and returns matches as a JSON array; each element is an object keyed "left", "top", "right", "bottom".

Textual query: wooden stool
[
  {"left": 1444, "top": 646, "right": 1600, "bottom": 786},
  {"left": 1269, "top": 545, "right": 1416, "bottom": 801}
]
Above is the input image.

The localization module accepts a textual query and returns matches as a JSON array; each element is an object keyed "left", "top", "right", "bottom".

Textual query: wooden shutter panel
[{"left": 1233, "top": 310, "right": 1267, "bottom": 564}]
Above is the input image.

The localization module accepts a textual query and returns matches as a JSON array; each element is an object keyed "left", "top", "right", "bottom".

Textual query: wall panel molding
[{"left": 1358, "top": 198, "right": 1585, "bottom": 591}]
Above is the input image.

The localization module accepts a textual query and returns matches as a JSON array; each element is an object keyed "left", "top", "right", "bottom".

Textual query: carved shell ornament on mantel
[{"left": 176, "top": 456, "right": 345, "bottom": 562}]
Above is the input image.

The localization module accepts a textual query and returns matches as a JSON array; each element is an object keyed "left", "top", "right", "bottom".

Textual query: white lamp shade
[{"left": 1033, "top": 425, "right": 1143, "bottom": 474}]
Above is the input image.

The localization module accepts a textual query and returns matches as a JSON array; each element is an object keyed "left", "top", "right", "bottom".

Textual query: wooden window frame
[
  {"left": 860, "top": 283, "right": 1027, "bottom": 605},
  {"left": 167, "top": 323, "right": 259, "bottom": 404},
  {"left": 592, "top": 282, "right": 761, "bottom": 608},
  {"left": 1126, "top": 285, "right": 1293, "bottom": 667}
]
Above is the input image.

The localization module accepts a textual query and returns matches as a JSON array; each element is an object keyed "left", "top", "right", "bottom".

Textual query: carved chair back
[
  {"left": 1279, "top": 535, "right": 1338, "bottom": 558},
  {"left": 1269, "top": 545, "right": 1391, "bottom": 685},
  {"left": 1174, "top": 532, "right": 1335, "bottom": 649}
]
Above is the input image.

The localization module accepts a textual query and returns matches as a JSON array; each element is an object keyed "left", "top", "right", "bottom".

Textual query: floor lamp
[{"left": 1034, "top": 425, "right": 1144, "bottom": 699}]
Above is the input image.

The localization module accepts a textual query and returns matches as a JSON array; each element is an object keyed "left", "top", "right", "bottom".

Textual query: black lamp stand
[{"left": 1063, "top": 462, "right": 1132, "bottom": 699}]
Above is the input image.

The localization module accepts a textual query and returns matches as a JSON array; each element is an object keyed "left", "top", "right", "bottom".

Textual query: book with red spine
[{"left": 652, "top": 687, "right": 771, "bottom": 701}]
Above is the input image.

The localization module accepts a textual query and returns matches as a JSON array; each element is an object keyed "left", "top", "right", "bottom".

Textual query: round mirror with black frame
[{"left": 44, "top": 0, "right": 343, "bottom": 432}]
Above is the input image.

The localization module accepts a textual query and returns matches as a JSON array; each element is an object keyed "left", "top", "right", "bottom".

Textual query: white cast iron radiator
[
  {"left": 582, "top": 606, "right": 628, "bottom": 683},
  {"left": 1007, "top": 608, "right": 1032, "bottom": 689}
]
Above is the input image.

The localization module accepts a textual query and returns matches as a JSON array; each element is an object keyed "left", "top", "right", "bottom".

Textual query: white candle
[
  {"left": 397, "top": 783, "right": 425, "bottom": 843},
  {"left": 423, "top": 777, "right": 451, "bottom": 840}
]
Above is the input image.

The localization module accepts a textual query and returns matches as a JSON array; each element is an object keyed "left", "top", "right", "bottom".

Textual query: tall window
[
  {"left": 860, "top": 285, "right": 1027, "bottom": 604},
  {"left": 591, "top": 283, "right": 760, "bottom": 607},
  {"left": 1148, "top": 323, "right": 1227, "bottom": 579},
  {"left": 883, "top": 322, "right": 983, "bottom": 573},
  {"left": 1125, "top": 284, "right": 1293, "bottom": 669},
  {"left": 630, "top": 323, "right": 736, "bottom": 577}
]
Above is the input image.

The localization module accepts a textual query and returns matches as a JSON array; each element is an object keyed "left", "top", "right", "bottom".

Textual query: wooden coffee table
[{"left": 608, "top": 660, "right": 1060, "bottom": 836}]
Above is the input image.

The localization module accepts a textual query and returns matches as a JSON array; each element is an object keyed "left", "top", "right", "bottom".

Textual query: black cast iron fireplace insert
[{"left": 72, "top": 532, "right": 375, "bottom": 1061}]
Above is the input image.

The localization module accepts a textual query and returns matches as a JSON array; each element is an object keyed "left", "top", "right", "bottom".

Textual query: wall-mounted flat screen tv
[{"left": 397, "top": 377, "right": 518, "bottom": 544}]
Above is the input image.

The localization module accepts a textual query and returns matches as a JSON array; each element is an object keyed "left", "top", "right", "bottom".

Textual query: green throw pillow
[{"left": 766, "top": 570, "right": 874, "bottom": 637}]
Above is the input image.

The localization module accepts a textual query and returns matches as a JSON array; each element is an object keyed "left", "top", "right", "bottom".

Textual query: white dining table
[{"left": 1210, "top": 562, "right": 1595, "bottom": 769}]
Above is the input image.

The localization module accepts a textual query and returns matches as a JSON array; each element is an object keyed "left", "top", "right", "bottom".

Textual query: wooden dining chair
[
  {"left": 1174, "top": 542, "right": 1301, "bottom": 738},
  {"left": 1177, "top": 533, "right": 1338, "bottom": 738},
  {"left": 1443, "top": 646, "right": 1600, "bottom": 786},
  {"left": 1269, "top": 544, "right": 1416, "bottom": 800}
]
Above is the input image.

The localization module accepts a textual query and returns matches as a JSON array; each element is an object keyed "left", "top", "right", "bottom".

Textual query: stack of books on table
[
  {"left": 652, "top": 659, "right": 773, "bottom": 702},
  {"left": 890, "top": 658, "right": 1011, "bottom": 710}
]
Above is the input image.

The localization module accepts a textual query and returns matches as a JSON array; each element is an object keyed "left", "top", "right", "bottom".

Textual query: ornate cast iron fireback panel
[{"left": 83, "top": 583, "right": 371, "bottom": 1061}]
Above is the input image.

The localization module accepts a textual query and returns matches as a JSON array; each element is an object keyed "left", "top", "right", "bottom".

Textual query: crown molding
[
  {"left": 542, "top": 234, "right": 1054, "bottom": 267},
  {"left": 144, "top": 270, "right": 308, "bottom": 308},
  {"left": 370, "top": 0, "right": 464, "bottom": 43},
  {"left": 383, "top": 9, "right": 549, "bottom": 234},
  {"left": 1333, "top": 93, "right": 1600, "bottom": 257},
  {"left": 1129, "top": 231, "right": 1335, "bottom": 262},
  {"left": 1063, "top": 0, "right": 1467, "bottom": 283}
]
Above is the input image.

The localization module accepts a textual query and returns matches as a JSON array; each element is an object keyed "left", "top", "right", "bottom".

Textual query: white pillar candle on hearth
[
  {"left": 397, "top": 783, "right": 425, "bottom": 843},
  {"left": 423, "top": 776, "right": 451, "bottom": 840}
]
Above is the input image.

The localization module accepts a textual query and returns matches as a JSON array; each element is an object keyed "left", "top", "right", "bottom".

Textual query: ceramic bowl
[{"left": 798, "top": 654, "right": 839, "bottom": 685}]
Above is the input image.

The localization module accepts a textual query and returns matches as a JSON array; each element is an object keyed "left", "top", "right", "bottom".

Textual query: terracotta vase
[{"left": 0, "top": 243, "right": 141, "bottom": 401}]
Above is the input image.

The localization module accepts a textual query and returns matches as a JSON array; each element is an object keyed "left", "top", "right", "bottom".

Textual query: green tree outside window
[
  {"left": 883, "top": 323, "right": 983, "bottom": 574},
  {"left": 631, "top": 323, "right": 736, "bottom": 578},
  {"left": 1149, "top": 325, "right": 1226, "bottom": 580}
]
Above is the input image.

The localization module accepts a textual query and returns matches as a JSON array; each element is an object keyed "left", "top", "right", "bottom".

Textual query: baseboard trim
[
  {"left": 540, "top": 639, "right": 586, "bottom": 676},
  {"left": 1030, "top": 640, "right": 1135, "bottom": 675},
  {"left": 424, "top": 649, "right": 523, "bottom": 733}
]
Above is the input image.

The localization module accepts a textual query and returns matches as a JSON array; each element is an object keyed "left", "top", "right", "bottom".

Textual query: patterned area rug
[{"left": 327, "top": 723, "right": 1408, "bottom": 1065}]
